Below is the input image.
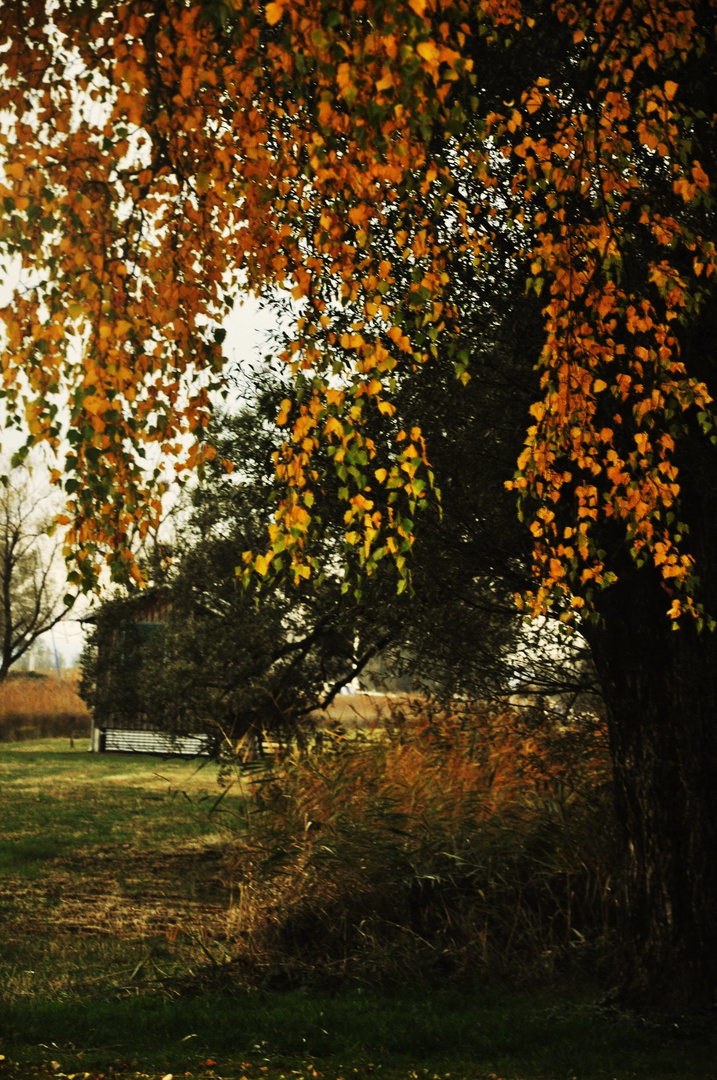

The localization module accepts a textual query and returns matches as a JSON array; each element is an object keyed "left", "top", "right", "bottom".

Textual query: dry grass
[
  {"left": 309, "top": 692, "right": 424, "bottom": 730},
  {"left": 0, "top": 672, "right": 90, "bottom": 741}
]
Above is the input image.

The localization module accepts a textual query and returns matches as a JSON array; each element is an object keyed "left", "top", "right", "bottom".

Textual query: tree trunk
[{"left": 587, "top": 559, "right": 717, "bottom": 1009}]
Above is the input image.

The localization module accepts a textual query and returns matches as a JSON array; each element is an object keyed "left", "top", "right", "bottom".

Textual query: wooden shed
[{"left": 85, "top": 590, "right": 214, "bottom": 756}]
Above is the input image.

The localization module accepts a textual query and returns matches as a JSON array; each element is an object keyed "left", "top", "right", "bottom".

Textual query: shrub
[{"left": 227, "top": 700, "right": 619, "bottom": 989}]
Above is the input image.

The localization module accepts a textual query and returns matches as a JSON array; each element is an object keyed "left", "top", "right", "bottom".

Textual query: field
[{"left": 0, "top": 740, "right": 715, "bottom": 1080}]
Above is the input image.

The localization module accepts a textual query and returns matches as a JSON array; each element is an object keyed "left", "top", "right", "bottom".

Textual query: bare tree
[{"left": 0, "top": 468, "right": 71, "bottom": 680}]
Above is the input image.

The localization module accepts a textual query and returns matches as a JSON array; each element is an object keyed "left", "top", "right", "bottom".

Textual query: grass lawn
[{"left": 0, "top": 740, "right": 715, "bottom": 1080}]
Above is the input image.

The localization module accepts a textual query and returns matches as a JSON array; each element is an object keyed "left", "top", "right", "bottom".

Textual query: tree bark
[{"left": 586, "top": 421, "right": 717, "bottom": 1008}]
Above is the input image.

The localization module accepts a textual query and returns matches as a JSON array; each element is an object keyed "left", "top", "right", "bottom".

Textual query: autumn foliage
[{"left": 0, "top": 0, "right": 714, "bottom": 619}]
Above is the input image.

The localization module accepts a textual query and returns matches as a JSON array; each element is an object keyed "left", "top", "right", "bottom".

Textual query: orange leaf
[{"left": 265, "top": 2, "right": 284, "bottom": 25}]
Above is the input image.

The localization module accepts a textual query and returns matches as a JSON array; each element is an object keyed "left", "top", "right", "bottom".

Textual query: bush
[
  {"left": 228, "top": 700, "right": 619, "bottom": 990},
  {"left": 0, "top": 673, "right": 91, "bottom": 741}
]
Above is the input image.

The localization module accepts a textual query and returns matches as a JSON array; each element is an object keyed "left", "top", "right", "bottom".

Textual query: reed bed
[
  {"left": 227, "top": 699, "right": 619, "bottom": 989},
  {"left": 0, "top": 672, "right": 91, "bottom": 741}
]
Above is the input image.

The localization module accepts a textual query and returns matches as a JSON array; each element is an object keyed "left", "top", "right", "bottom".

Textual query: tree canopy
[{"left": 1, "top": 0, "right": 714, "bottom": 619}]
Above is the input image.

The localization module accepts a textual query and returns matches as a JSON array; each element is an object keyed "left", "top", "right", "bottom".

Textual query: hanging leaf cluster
[{"left": 0, "top": 0, "right": 714, "bottom": 617}]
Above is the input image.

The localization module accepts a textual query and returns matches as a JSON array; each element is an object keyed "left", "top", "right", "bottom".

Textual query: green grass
[
  {"left": 0, "top": 739, "right": 243, "bottom": 863},
  {"left": 0, "top": 739, "right": 245, "bottom": 1004},
  {"left": 0, "top": 741, "right": 715, "bottom": 1080},
  {"left": 2, "top": 986, "right": 716, "bottom": 1080}
]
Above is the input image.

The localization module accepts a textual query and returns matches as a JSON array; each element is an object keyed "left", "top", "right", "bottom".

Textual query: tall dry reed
[
  {"left": 0, "top": 672, "right": 91, "bottom": 741},
  {"left": 227, "top": 700, "right": 618, "bottom": 989}
]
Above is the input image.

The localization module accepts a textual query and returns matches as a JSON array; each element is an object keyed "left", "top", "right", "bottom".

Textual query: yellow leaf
[
  {"left": 325, "top": 416, "right": 344, "bottom": 437},
  {"left": 255, "top": 552, "right": 273, "bottom": 576},
  {"left": 265, "top": 2, "right": 284, "bottom": 25},
  {"left": 409, "top": 0, "right": 427, "bottom": 14},
  {"left": 416, "top": 40, "right": 440, "bottom": 65},
  {"left": 593, "top": 379, "right": 607, "bottom": 393},
  {"left": 664, "top": 80, "right": 678, "bottom": 101},
  {"left": 375, "top": 468, "right": 387, "bottom": 483},
  {"left": 115, "top": 320, "right": 132, "bottom": 337}
]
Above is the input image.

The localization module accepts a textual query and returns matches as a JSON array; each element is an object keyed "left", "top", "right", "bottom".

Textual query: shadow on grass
[{"left": 1, "top": 986, "right": 716, "bottom": 1080}]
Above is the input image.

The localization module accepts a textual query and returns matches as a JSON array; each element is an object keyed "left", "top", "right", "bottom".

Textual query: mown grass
[
  {"left": 0, "top": 739, "right": 715, "bottom": 1080},
  {"left": 0, "top": 743, "right": 239, "bottom": 882},
  {"left": 0, "top": 739, "right": 244, "bottom": 1006}
]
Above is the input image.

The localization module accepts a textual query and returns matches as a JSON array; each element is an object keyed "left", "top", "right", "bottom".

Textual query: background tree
[
  {"left": 0, "top": 467, "right": 70, "bottom": 680},
  {"left": 83, "top": 350, "right": 598, "bottom": 749},
  {"left": 82, "top": 395, "right": 397, "bottom": 750}
]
